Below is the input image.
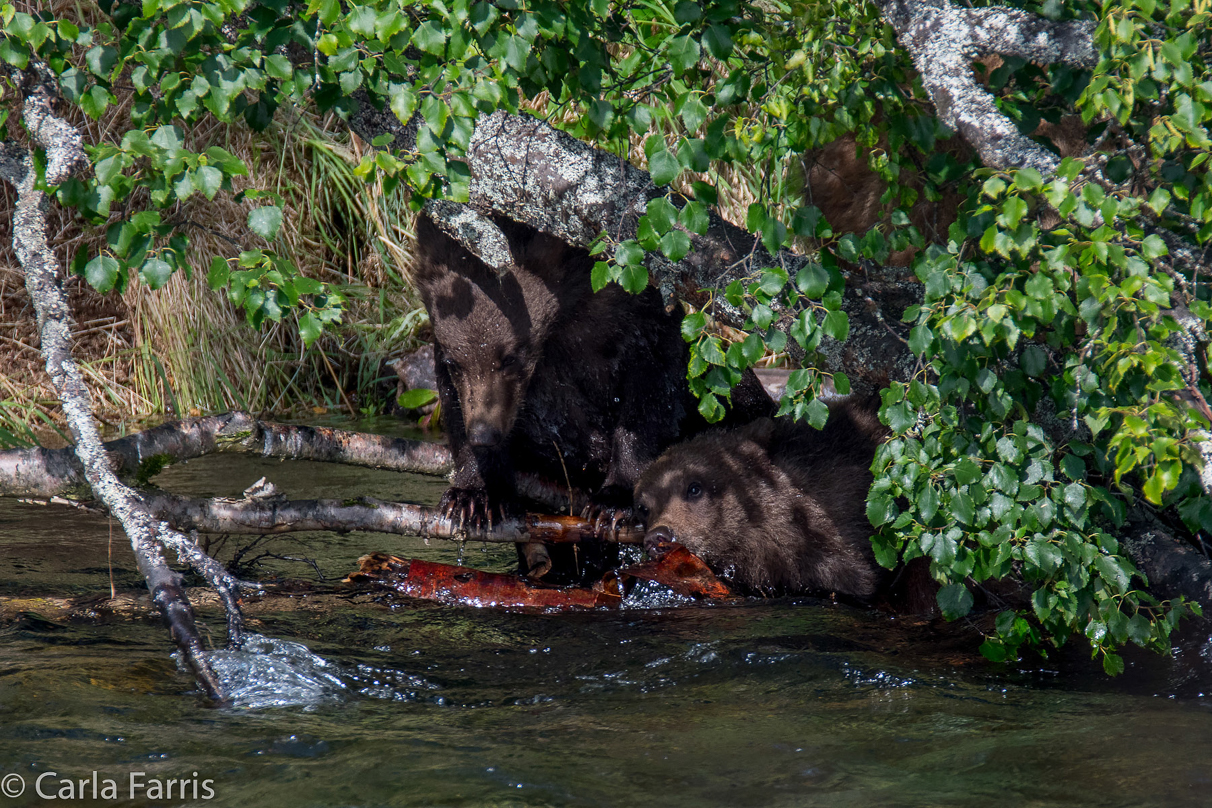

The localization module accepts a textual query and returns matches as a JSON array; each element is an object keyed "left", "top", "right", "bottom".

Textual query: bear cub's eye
[
  {"left": 500, "top": 355, "right": 518, "bottom": 370},
  {"left": 685, "top": 482, "right": 704, "bottom": 500}
]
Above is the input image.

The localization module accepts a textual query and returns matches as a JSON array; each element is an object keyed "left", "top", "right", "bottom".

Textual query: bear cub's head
[
  {"left": 634, "top": 413, "right": 883, "bottom": 599},
  {"left": 413, "top": 214, "right": 571, "bottom": 448}
]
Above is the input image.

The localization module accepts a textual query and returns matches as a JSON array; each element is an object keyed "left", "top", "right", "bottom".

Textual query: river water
[{"left": 2, "top": 419, "right": 1211, "bottom": 807}]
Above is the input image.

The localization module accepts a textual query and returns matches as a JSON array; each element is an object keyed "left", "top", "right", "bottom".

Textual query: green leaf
[
  {"left": 299, "top": 311, "right": 322, "bottom": 346},
  {"left": 680, "top": 95, "right": 707, "bottom": 133},
  {"left": 194, "top": 166, "right": 223, "bottom": 200},
  {"left": 85, "top": 45, "right": 118, "bottom": 77},
  {"left": 884, "top": 402, "right": 916, "bottom": 434},
  {"left": 917, "top": 484, "right": 940, "bottom": 522},
  {"left": 1013, "top": 167, "right": 1043, "bottom": 192},
  {"left": 955, "top": 458, "right": 981, "bottom": 486},
  {"left": 822, "top": 310, "right": 849, "bottom": 341},
  {"left": 673, "top": 0, "right": 701, "bottom": 23},
  {"left": 207, "top": 256, "right": 230, "bottom": 290},
  {"left": 758, "top": 268, "right": 787, "bottom": 296},
  {"left": 1020, "top": 345, "right": 1046, "bottom": 377},
  {"left": 908, "top": 324, "right": 932, "bottom": 356},
  {"left": 502, "top": 34, "right": 530, "bottom": 71},
  {"left": 937, "top": 582, "right": 974, "bottom": 620},
  {"left": 248, "top": 206, "right": 284, "bottom": 240},
  {"left": 681, "top": 310, "right": 707, "bottom": 342},
  {"left": 590, "top": 260, "right": 611, "bottom": 292},
  {"left": 615, "top": 240, "right": 645, "bottom": 266},
  {"left": 1095, "top": 554, "right": 1131, "bottom": 593},
  {"left": 703, "top": 25, "right": 733, "bottom": 60},
  {"left": 412, "top": 21, "right": 447, "bottom": 56},
  {"left": 647, "top": 197, "right": 678, "bottom": 233},
  {"left": 660, "top": 230, "right": 691, "bottom": 262},
  {"left": 390, "top": 83, "right": 417, "bottom": 124},
  {"left": 397, "top": 388, "right": 438, "bottom": 409},
  {"left": 265, "top": 55, "right": 293, "bottom": 81},
  {"left": 740, "top": 333, "right": 764, "bottom": 364},
  {"left": 1024, "top": 273, "right": 1054, "bottom": 300},
  {"left": 805, "top": 398, "right": 830, "bottom": 429},
  {"left": 648, "top": 150, "right": 679, "bottom": 185},
  {"left": 94, "top": 154, "right": 128, "bottom": 186},
  {"left": 697, "top": 392, "right": 724, "bottom": 422},
  {"left": 83, "top": 255, "right": 120, "bottom": 293},
  {"left": 1063, "top": 482, "right": 1087, "bottom": 512},
  {"left": 667, "top": 35, "right": 701, "bottom": 73},
  {"left": 139, "top": 258, "right": 173, "bottom": 290},
  {"left": 620, "top": 263, "right": 648, "bottom": 293},
  {"left": 795, "top": 263, "right": 829, "bottom": 298},
  {"left": 698, "top": 336, "right": 726, "bottom": 365},
  {"left": 679, "top": 201, "right": 709, "bottom": 235},
  {"left": 867, "top": 495, "right": 896, "bottom": 527},
  {"left": 951, "top": 491, "right": 975, "bottom": 525}
]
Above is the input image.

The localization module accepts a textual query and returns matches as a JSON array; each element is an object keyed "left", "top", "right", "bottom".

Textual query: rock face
[
  {"left": 412, "top": 213, "right": 773, "bottom": 579},
  {"left": 634, "top": 402, "right": 889, "bottom": 599}
]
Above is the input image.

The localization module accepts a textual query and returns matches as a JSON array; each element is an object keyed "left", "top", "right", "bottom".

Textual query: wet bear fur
[
  {"left": 412, "top": 213, "right": 773, "bottom": 580},
  {"left": 635, "top": 400, "right": 892, "bottom": 600}
]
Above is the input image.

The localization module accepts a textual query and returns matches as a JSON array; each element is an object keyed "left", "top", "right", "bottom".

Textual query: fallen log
[
  {"left": 0, "top": 411, "right": 453, "bottom": 499},
  {"left": 0, "top": 412, "right": 586, "bottom": 515}
]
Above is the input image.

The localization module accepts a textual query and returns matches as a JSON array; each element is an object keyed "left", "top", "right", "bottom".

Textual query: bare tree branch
[
  {"left": 877, "top": 0, "right": 1097, "bottom": 175},
  {"left": 0, "top": 65, "right": 243, "bottom": 702},
  {"left": 0, "top": 411, "right": 453, "bottom": 498},
  {"left": 128, "top": 491, "right": 645, "bottom": 545}
]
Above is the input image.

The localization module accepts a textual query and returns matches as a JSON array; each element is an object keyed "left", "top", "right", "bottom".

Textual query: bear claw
[
  {"left": 582, "top": 485, "right": 636, "bottom": 540},
  {"left": 439, "top": 487, "right": 502, "bottom": 533}
]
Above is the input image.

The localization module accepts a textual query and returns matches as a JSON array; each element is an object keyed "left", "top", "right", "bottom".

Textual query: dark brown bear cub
[
  {"left": 412, "top": 213, "right": 772, "bottom": 581},
  {"left": 634, "top": 402, "right": 887, "bottom": 599}
]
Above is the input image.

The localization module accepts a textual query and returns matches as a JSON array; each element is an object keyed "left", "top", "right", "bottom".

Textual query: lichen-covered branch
[
  {"left": 0, "top": 411, "right": 453, "bottom": 498},
  {"left": 0, "top": 66, "right": 241, "bottom": 702},
  {"left": 877, "top": 0, "right": 1097, "bottom": 175},
  {"left": 346, "top": 108, "right": 915, "bottom": 395},
  {"left": 0, "top": 412, "right": 586, "bottom": 515},
  {"left": 424, "top": 199, "right": 516, "bottom": 273},
  {"left": 18, "top": 63, "right": 89, "bottom": 183}
]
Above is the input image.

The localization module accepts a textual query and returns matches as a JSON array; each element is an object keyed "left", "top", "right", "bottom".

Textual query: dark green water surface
[{"left": 2, "top": 419, "right": 1211, "bottom": 807}]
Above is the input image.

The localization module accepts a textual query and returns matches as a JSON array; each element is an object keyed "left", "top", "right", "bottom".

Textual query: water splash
[
  {"left": 622, "top": 578, "right": 697, "bottom": 608},
  {"left": 201, "top": 634, "right": 347, "bottom": 709}
]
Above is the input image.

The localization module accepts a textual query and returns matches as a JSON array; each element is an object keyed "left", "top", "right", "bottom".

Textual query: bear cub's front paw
[
  {"left": 582, "top": 484, "right": 637, "bottom": 539},
  {"left": 440, "top": 487, "right": 509, "bottom": 532}
]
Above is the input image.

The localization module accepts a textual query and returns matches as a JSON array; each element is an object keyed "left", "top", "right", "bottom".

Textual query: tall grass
[{"left": 115, "top": 108, "right": 430, "bottom": 422}]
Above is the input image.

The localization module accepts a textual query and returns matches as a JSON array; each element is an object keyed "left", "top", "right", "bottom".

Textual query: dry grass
[{"left": 0, "top": 5, "right": 429, "bottom": 442}]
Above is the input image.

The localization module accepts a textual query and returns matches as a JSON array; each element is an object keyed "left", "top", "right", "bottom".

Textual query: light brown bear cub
[{"left": 634, "top": 402, "right": 887, "bottom": 599}]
